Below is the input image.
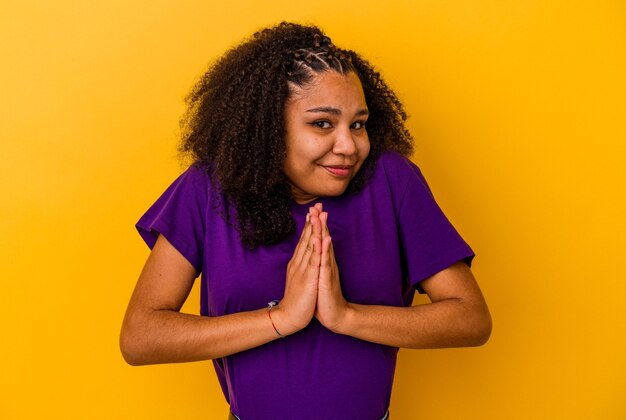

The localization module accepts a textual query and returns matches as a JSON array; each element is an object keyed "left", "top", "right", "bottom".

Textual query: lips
[{"left": 322, "top": 165, "right": 353, "bottom": 177}]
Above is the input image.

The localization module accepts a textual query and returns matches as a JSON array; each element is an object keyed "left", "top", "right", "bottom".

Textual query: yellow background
[{"left": 1, "top": 0, "right": 625, "bottom": 418}]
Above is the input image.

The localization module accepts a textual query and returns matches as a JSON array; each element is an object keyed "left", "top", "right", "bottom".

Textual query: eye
[
  {"left": 351, "top": 120, "right": 367, "bottom": 130},
  {"left": 310, "top": 120, "right": 332, "bottom": 129}
]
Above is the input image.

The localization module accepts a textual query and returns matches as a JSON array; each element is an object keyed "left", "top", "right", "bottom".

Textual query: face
[{"left": 283, "top": 71, "right": 370, "bottom": 204}]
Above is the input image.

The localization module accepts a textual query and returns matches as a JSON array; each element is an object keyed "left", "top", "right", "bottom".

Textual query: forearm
[
  {"left": 335, "top": 299, "right": 492, "bottom": 349},
  {"left": 120, "top": 307, "right": 281, "bottom": 365},
  {"left": 121, "top": 219, "right": 322, "bottom": 366}
]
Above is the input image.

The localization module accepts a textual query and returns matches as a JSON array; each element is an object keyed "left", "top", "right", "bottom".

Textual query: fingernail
[{"left": 306, "top": 213, "right": 310, "bottom": 222}]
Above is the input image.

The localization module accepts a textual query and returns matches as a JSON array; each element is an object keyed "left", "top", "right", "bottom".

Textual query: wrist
[
  {"left": 269, "top": 305, "right": 302, "bottom": 337},
  {"left": 267, "top": 301, "right": 285, "bottom": 338},
  {"left": 329, "top": 302, "right": 355, "bottom": 335}
]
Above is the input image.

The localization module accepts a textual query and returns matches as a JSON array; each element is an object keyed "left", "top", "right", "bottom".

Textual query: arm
[
  {"left": 337, "top": 261, "right": 491, "bottom": 348},
  {"left": 119, "top": 234, "right": 280, "bottom": 365},
  {"left": 120, "top": 216, "right": 322, "bottom": 365},
  {"left": 313, "top": 208, "right": 491, "bottom": 349}
]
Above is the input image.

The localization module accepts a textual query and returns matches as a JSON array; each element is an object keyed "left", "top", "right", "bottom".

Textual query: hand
[
  {"left": 311, "top": 206, "right": 350, "bottom": 332},
  {"left": 272, "top": 204, "right": 323, "bottom": 335}
]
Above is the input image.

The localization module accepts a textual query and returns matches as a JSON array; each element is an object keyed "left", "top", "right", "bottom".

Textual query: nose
[{"left": 332, "top": 126, "right": 357, "bottom": 156}]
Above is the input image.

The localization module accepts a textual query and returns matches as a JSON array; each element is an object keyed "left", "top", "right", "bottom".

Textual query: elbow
[
  {"left": 466, "top": 305, "right": 492, "bottom": 347},
  {"left": 119, "top": 330, "right": 143, "bottom": 366},
  {"left": 472, "top": 317, "right": 492, "bottom": 347},
  {"left": 119, "top": 320, "right": 152, "bottom": 366}
]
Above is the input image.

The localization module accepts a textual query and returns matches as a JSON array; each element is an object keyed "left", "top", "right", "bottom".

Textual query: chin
[{"left": 321, "top": 185, "right": 351, "bottom": 198}]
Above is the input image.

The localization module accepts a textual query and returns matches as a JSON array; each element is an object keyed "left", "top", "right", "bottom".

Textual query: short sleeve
[
  {"left": 385, "top": 154, "right": 475, "bottom": 289},
  {"left": 135, "top": 165, "right": 208, "bottom": 273}
]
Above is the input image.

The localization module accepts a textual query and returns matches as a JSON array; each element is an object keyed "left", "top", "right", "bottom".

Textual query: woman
[{"left": 120, "top": 22, "right": 491, "bottom": 420}]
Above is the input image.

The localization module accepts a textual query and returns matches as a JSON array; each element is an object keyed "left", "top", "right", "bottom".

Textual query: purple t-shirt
[{"left": 136, "top": 151, "right": 474, "bottom": 420}]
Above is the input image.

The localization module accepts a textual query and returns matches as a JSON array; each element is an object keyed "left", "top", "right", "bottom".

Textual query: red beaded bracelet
[{"left": 267, "top": 300, "right": 284, "bottom": 338}]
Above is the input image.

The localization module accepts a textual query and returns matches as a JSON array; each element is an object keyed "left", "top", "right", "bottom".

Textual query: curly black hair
[{"left": 179, "top": 22, "right": 413, "bottom": 248}]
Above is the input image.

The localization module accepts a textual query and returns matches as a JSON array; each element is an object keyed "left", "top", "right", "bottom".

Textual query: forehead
[{"left": 286, "top": 71, "right": 366, "bottom": 109}]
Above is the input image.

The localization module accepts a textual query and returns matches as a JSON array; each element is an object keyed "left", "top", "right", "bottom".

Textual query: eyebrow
[{"left": 305, "top": 106, "right": 369, "bottom": 116}]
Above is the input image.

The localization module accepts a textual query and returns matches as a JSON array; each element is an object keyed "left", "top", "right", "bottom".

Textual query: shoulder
[
  {"left": 376, "top": 150, "right": 411, "bottom": 166},
  {"left": 376, "top": 150, "right": 424, "bottom": 176},
  {"left": 178, "top": 162, "right": 212, "bottom": 185},
  {"left": 141, "top": 162, "right": 219, "bottom": 221},
  {"left": 164, "top": 162, "right": 217, "bottom": 198},
  {"left": 372, "top": 151, "right": 430, "bottom": 193},
  {"left": 363, "top": 151, "right": 440, "bottom": 218}
]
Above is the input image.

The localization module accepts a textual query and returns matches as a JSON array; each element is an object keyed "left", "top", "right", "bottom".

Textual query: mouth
[{"left": 321, "top": 165, "right": 353, "bottom": 177}]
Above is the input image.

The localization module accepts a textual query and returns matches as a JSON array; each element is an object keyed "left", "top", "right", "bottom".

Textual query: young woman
[{"left": 120, "top": 22, "right": 491, "bottom": 420}]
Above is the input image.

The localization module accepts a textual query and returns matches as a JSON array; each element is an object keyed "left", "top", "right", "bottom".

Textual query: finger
[
  {"left": 308, "top": 235, "right": 322, "bottom": 271},
  {"left": 321, "top": 235, "right": 332, "bottom": 267},
  {"left": 328, "top": 232, "right": 335, "bottom": 257},
  {"left": 297, "top": 213, "right": 312, "bottom": 244},
  {"left": 319, "top": 211, "right": 330, "bottom": 239},
  {"left": 299, "top": 212, "right": 322, "bottom": 271},
  {"left": 327, "top": 236, "right": 339, "bottom": 275},
  {"left": 293, "top": 213, "right": 313, "bottom": 263},
  {"left": 309, "top": 210, "right": 322, "bottom": 237}
]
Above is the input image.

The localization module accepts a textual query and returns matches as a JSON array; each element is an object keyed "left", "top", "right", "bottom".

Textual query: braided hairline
[
  {"left": 290, "top": 48, "right": 350, "bottom": 74},
  {"left": 287, "top": 32, "right": 354, "bottom": 81}
]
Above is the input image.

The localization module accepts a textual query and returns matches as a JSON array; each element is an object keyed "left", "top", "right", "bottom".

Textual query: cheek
[
  {"left": 284, "top": 143, "right": 318, "bottom": 177},
  {"left": 290, "top": 140, "right": 327, "bottom": 166},
  {"left": 359, "top": 136, "right": 371, "bottom": 158}
]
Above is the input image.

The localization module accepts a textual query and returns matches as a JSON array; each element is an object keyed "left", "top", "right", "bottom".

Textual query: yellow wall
[{"left": 1, "top": 0, "right": 624, "bottom": 418}]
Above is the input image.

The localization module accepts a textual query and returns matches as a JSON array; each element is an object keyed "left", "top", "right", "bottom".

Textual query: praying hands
[{"left": 271, "top": 203, "right": 349, "bottom": 336}]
